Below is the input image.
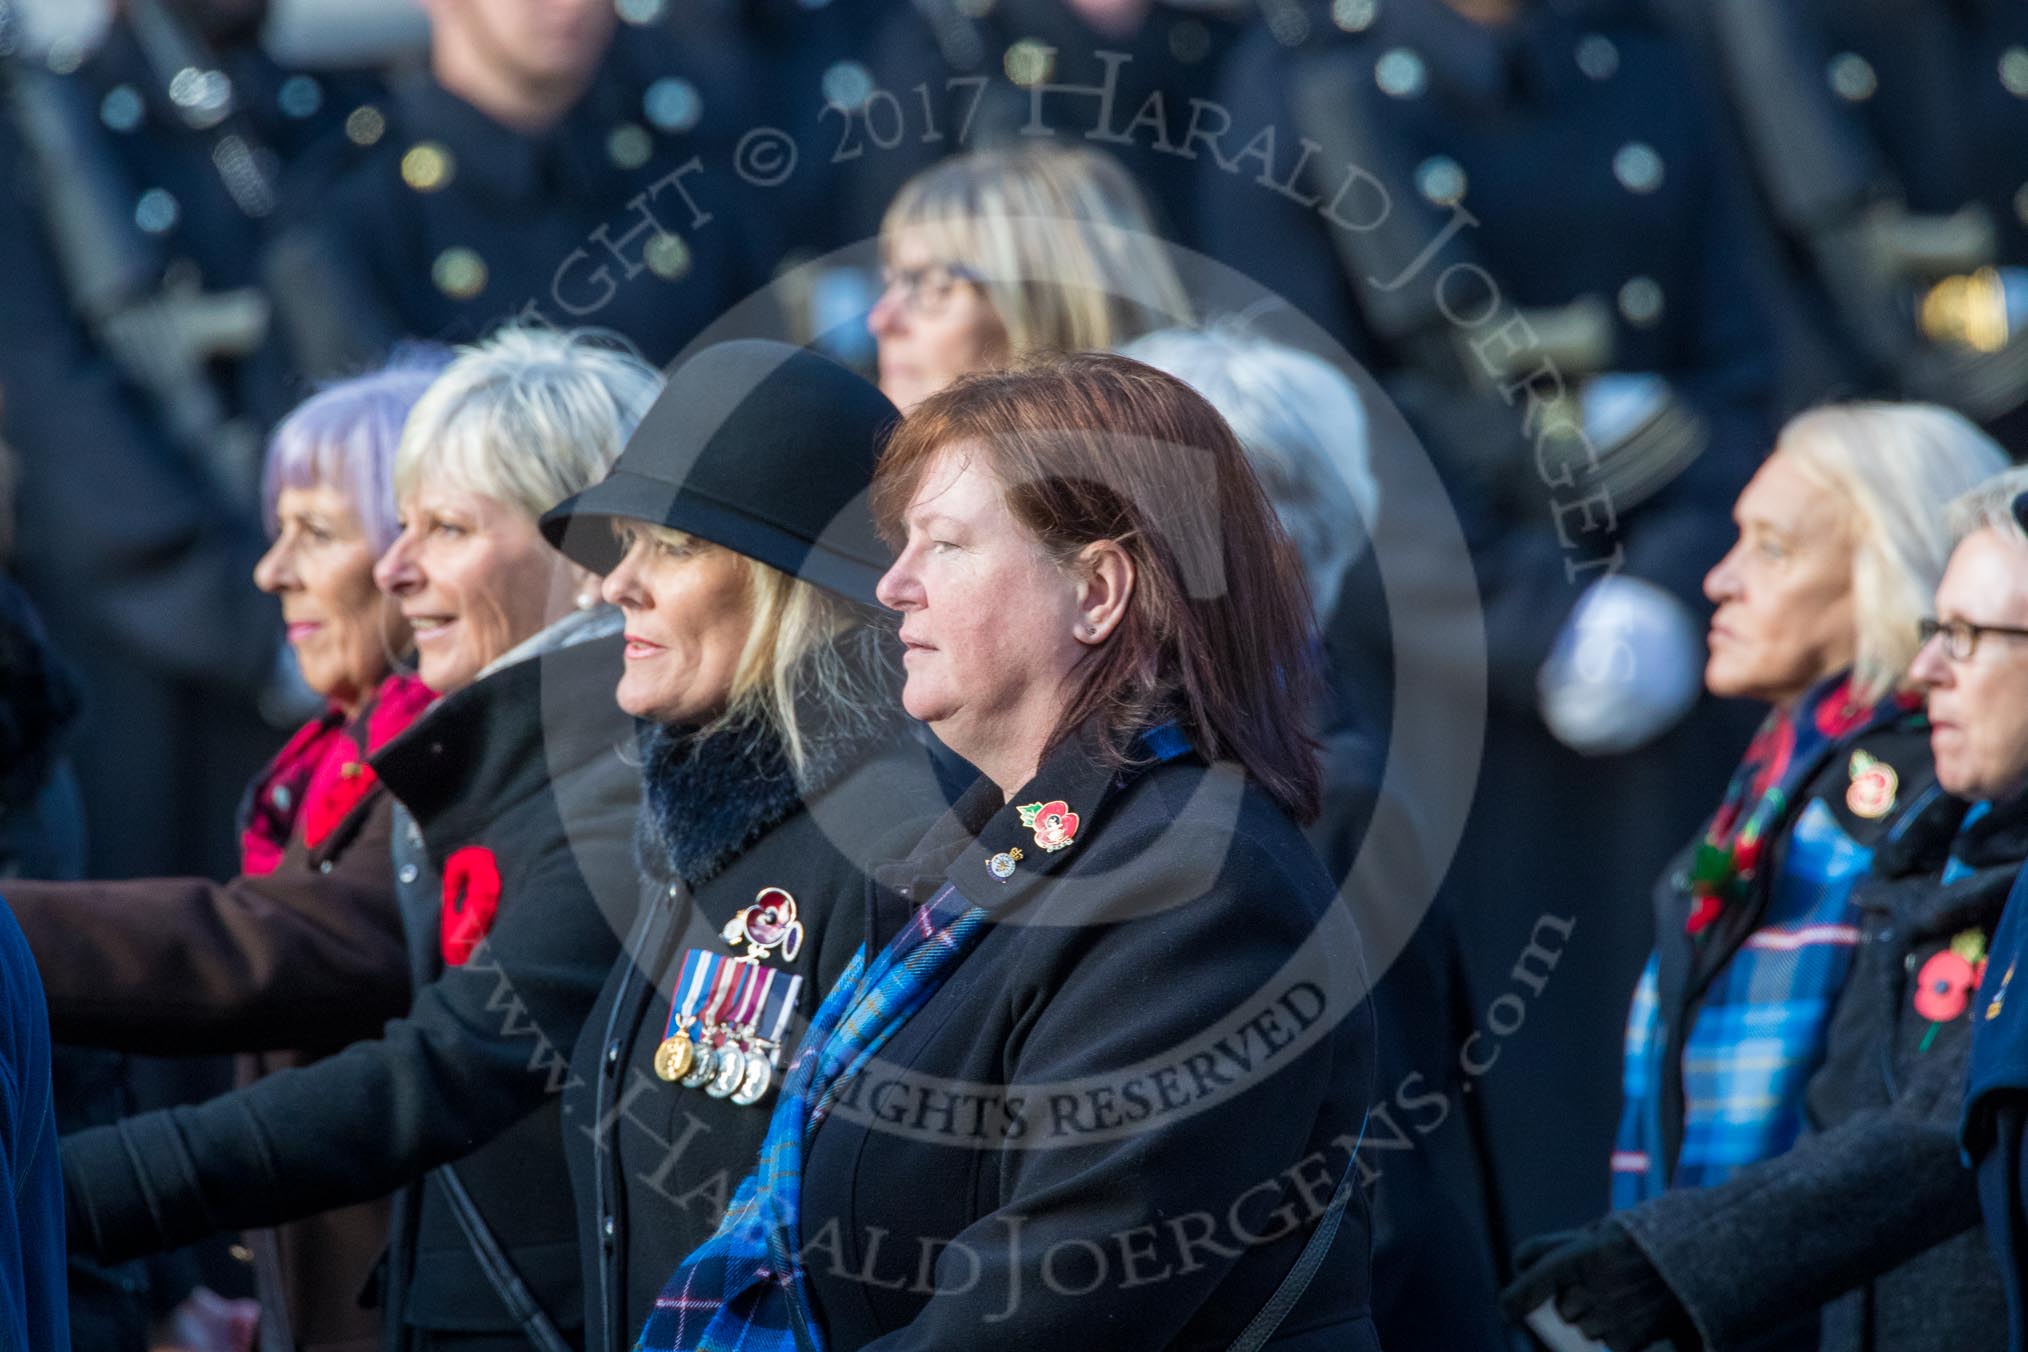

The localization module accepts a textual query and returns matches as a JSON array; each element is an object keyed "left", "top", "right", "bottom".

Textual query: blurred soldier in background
[
  {"left": 1661, "top": 0, "right": 2028, "bottom": 448},
  {"left": 272, "top": 0, "right": 777, "bottom": 376},
  {"left": 0, "top": 5, "right": 394, "bottom": 1345},
  {"left": 1201, "top": 0, "right": 1775, "bottom": 1277},
  {"left": 0, "top": 0, "right": 370, "bottom": 883},
  {"left": 839, "top": 0, "right": 1244, "bottom": 247}
]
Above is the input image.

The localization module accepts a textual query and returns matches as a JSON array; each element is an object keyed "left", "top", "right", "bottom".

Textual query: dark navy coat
[
  {"left": 1965, "top": 850, "right": 2028, "bottom": 1350},
  {"left": 796, "top": 730, "right": 1379, "bottom": 1349},
  {"left": 565, "top": 694, "right": 949, "bottom": 1351}
]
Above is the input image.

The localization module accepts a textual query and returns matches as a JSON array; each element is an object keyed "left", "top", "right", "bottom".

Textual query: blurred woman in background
[
  {"left": 868, "top": 142, "right": 1191, "bottom": 411},
  {"left": 5, "top": 358, "right": 443, "bottom": 1352}
]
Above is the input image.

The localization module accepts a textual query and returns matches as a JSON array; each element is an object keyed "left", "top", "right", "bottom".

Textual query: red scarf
[{"left": 240, "top": 675, "right": 434, "bottom": 875}]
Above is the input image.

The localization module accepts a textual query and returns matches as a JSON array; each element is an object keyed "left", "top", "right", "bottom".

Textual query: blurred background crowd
[{"left": 2, "top": 0, "right": 2028, "bottom": 1348}]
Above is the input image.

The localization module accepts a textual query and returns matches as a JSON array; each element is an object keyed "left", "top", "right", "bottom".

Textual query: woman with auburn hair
[
  {"left": 639, "top": 353, "right": 1378, "bottom": 1352},
  {"left": 868, "top": 143, "right": 1192, "bottom": 411}
]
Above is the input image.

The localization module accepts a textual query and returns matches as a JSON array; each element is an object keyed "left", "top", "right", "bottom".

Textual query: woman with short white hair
[
  {"left": 1505, "top": 402, "right": 2007, "bottom": 1351},
  {"left": 868, "top": 143, "right": 1192, "bottom": 410},
  {"left": 61, "top": 325, "right": 665, "bottom": 1352}
]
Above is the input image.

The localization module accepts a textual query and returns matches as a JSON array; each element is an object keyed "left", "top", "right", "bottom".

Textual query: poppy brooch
[
  {"left": 720, "top": 886, "right": 804, "bottom": 962},
  {"left": 440, "top": 845, "right": 503, "bottom": 967},
  {"left": 1915, "top": 928, "right": 1989, "bottom": 1051},
  {"left": 1016, "top": 799, "right": 1080, "bottom": 853}
]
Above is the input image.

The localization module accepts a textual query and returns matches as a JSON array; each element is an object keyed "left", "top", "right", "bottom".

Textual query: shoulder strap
[
  {"left": 1224, "top": 1156, "right": 1360, "bottom": 1352},
  {"left": 436, "top": 1164, "right": 574, "bottom": 1352}
]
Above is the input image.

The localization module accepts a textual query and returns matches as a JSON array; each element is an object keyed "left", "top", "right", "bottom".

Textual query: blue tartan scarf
[
  {"left": 1612, "top": 673, "right": 1920, "bottom": 1206},
  {"left": 635, "top": 879, "right": 990, "bottom": 1352}
]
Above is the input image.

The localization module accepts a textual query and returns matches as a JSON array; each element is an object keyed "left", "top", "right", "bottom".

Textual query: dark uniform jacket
[
  {"left": 1618, "top": 785, "right": 2028, "bottom": 1351},
  {"left": 1204, "top": 0, "right": 1777, "bottom": 1253},
  {"left": 9, "top": 688, "right": 414, "bottom": 1352},
  {"left": 796, "top": 729, "right": 1379, "bottom": 1350},
  {"left": 276, "top": 28, "right": 772, "bottom": 377},
  {"left": 565, "top": 632, "right": 949, "bottom": 1351},
  {"left": 60, "top": 618, "right": 642, "bottom": 1349}
]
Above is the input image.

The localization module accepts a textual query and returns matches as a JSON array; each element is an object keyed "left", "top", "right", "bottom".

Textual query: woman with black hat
[
  {"left": 537, "top": 339, "right": 949, "bottom": 1351},
  {"left": 57, "top": 336, "right": 943, "bottom": 1352}
]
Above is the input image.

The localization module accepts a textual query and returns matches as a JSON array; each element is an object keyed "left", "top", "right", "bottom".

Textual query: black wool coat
[
  {"left": 61, "top": 627, "right": 642, "bottom": 1348},
  {"left": 565, "top": 683, "right": 952, "bottom": 1351},
  {"left": 1617, "top": 785, "right": 2028, "bottom": 1351},
  {"left": 796, "top": 731, "right": 1381, "bottom": 1351}
]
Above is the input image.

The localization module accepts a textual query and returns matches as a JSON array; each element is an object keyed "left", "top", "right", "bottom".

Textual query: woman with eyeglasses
[
  {"left": 1501, "top": 403, "right": 2006, "bottom": 1350},
  {"left": 866, "top": 143, "right": 1191, "bottom": 412}
]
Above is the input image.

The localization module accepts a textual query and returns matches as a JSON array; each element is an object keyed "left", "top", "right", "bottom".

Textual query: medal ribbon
[
  {"left": 726, "top": 962, "right": 765, "bottom": 1042},
  {"left": 756, "top": 971, "right": 803, "bottom": 1067},
  {"left": 662, "top": 949, "right": 710, "bottom": 1044},
  {"left": 697, "top": 956, "right": 742, "bottom": 1040}
]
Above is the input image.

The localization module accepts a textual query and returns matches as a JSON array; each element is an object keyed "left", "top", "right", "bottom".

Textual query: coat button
[
  {"left": 605, "top": 1040, "right": 622, "bottom": 1069},
  {"left": 399, "top": 864, "right": 419, "bottom": 885},
  {"left": 318, "top": 860, "right": 334, "bottom": 874},
  {"left": 1906, "top": 952, "right": 1920, "bottom": 973},
  {"left": 601, "top": 1215, "right": 616, "bottom": 1245}
]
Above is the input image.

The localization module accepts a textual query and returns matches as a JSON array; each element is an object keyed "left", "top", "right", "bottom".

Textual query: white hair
[
  {"left": 1946, "top": 464, "right": 2028, "bottom": 547},
  {"left": 394, "top": 326, "right": 663, "bottom": 519},
  {"left": 1776, "top": 402, "right": 2010, "bottom": 700},
  {"left": 1120, "top": 323, "right": 1378, "bottom": 620}
]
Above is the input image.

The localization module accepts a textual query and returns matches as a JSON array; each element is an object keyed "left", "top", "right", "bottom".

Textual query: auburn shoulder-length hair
[{"left": 872, "top": 352, "right": 1323, "bottom": 823}]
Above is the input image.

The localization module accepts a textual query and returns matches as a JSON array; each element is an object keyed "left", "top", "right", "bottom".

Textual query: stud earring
[{"left": 575, "top": 591, "right": 599, "bottom": 611}]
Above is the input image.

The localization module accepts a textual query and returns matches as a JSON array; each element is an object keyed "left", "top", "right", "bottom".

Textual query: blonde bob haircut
[
  {"left": 1775, "top": 402, "right": 2008, "bottom": 702},
  {"left": 879, "top": 143, "right": 1193, "bottom": 354},
  {"left": 394, "top": 326, "right": 663, "bottom": 519},
  {"left": 623, "top": 522, "right": 885, "bottom": 775}
]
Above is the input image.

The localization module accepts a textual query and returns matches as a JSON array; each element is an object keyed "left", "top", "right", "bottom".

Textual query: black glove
[{"left": 1499, "top": 1219, "right": 1698, "bottom": 1351}]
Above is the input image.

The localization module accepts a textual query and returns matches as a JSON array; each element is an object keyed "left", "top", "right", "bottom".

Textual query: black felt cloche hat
[{"left": 540, "top": 340, "right": 901, "bottom": 606}]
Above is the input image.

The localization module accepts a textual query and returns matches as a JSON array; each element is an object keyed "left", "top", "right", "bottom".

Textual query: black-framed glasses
[
  {"left": 1917, "top": 617, "right": 2028, "bottom": 661},
  {"left": 877, "top": 261, "right": 982, "bottom": 317}
]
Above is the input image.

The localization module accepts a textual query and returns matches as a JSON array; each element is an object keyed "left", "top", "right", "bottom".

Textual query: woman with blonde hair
[
  {"left": 868, "top": 143, "right": 1192, "bottom": 410},
  {"left": 1500, "top": 402, "right": 2007, "bottom": 1350}
]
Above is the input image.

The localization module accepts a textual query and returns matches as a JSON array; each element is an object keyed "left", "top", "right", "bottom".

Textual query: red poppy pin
[
  {"left": 1016, "top": 799, "right": 1080, "bottom": 853},
  {"left": 302, "top": 761, "right": 378, "bottom": 851},
  {"left": 720, "top": 886, "right": 805, "bottom": 962},
  {"left": 440, "top": 845, "right": 503, "bottom": 967},
  {"left": 1915, "top": 928, "right": 1989, "bottom": 1050}
]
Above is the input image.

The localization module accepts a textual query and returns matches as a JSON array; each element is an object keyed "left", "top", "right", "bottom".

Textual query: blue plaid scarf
[
  {"left": 635, "top": 879, "right": 990, "bottom": 1352},
  {"left": 1613, "top": 674, "right": 1920, "bottom": 1205}
]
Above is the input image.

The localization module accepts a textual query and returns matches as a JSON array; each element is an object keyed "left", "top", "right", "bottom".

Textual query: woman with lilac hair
[{"left": 4, "top": 352, "right": 447, "bottom": 1352}]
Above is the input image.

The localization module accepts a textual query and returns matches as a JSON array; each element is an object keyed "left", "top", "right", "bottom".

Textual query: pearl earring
[{"left": 575, "top": 591, "right": 599, "bottom": 611}]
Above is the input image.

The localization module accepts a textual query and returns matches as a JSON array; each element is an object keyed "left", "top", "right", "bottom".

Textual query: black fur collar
[{"left": 634, "top": 625, "right": 896, "bottom": 890}]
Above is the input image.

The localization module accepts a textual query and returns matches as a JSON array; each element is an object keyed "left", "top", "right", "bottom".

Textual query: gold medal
[{"left": 653, "top": 1033, "right": 693, "bottom": 1083}]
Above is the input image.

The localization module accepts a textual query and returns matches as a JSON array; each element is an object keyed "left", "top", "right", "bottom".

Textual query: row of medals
[{"left": 655, "top": 1015, "right": 776, "bottom": 1106}]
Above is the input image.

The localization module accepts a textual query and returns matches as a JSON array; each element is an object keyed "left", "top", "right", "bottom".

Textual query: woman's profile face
[
  {"left": 372, "top": 480, "right": 568, "bottom": 694},
  {"left": 1702, "top": 455, "right": 1857, "bottom": 708},
  {"left": 254, "top": 483, "right": 403, "bottom": 715},
  {"left": 868, "top": 230, "right": 1009, "bottom": 413},
  {"left": 600, "top": 525, "right": 755, "bottom": 724},
  {"left": 875, "top": 446, "right": 1085, "bottom": 770}
]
